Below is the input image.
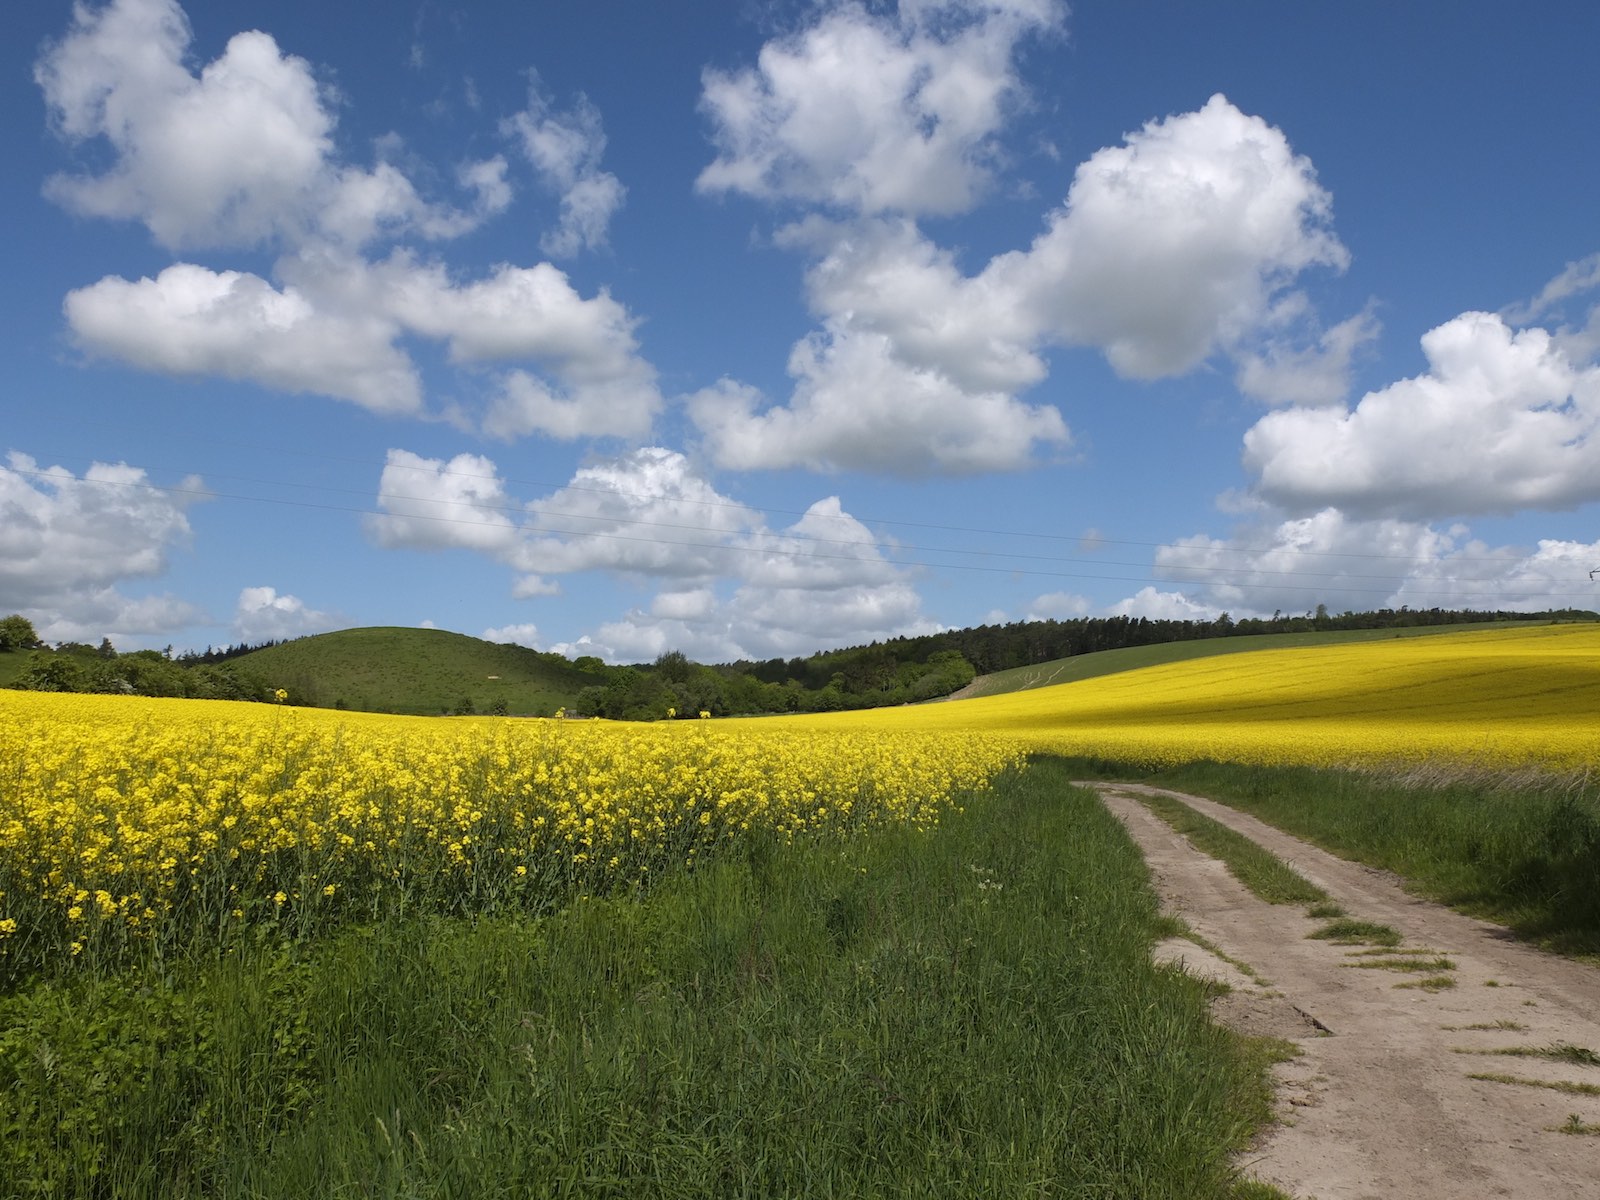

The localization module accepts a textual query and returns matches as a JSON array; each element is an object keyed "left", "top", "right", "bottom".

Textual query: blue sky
[{"left": 5, "top": 0, "right": 1600, "bottom": 662}]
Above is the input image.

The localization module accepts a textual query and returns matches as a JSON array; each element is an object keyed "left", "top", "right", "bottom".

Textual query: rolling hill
[
  {"left": 229, "top": 627, "right": 598, "bottom": 716},
  {"left": 946, "top": 619, "right": 1558, "bottom": 700}
]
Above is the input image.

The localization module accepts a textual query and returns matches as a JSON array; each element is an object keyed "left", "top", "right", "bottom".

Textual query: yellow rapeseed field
[
  {"left": 769, "top": 624, "right": 1600, "bottom": 770},
  {"left": 5, "top": 623, "right": 1597, "bottom": 975},
  {"left": 0, "top": 694, "right": 1019, "bottom": 974}
]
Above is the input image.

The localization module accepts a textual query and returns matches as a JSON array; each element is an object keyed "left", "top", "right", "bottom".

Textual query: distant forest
[
  {"left": 576, "top": 606, "right": 1598, "bottom": 719},
  {"left": 4, "top": 606, "right": 1594, "bottom": 717},
  {"left": 0, "top": 617, "right": 280, "bottom": 704},
  {"left": 737, "top": 605, "right": 1600, "bottom": 684},
  {"left": 176, "top": 639, "right": 286, "bottom": 665}
]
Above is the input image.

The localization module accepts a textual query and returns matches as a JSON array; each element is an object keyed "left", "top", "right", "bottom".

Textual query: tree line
[
  {"left": 568, "top": 605, "right": 1596, "bottom": 720},
  {"left": 0, "top": 615, "right": 280, "bottom": 703},
  {"left": 746, "top": 605, "right": 1598, "bottom": 682},
  {"left": 568, "top": 647, "right": 978, "bottom": 721},
  {"left": 4, "top": 605, "right": 1594, "bottom": 716}
]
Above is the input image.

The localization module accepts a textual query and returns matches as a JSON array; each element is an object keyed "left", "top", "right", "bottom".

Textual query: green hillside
[
  {"left": 948, "top": 619, "right": 1555, "bottom": 700},
  {"left": 0, "top": 651, "right": 33, "bottom": 689},
  {"left": 230, "top": 627, "right": 598, "bottom": 716}
]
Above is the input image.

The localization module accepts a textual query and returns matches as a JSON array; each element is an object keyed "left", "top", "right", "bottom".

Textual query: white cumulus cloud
[
  {"left": 482, "top": 622, "right": 541, "bottom": 648},
  {"left": 36, "top": 0, "right": 501, "bottom": 251},
  {"left": 689, "top": 327, "right": 1069, "bottom": 474},
  {"left": 64, "top": 263, "right": 421, "bottom": 413},
  {"left": 40, "top": 0, "right": 658, "bottom": 441},
  {"left": 691, "top": 95, "right": 1352, "bottom": 475},
  {"left": 1244, "top": 312, "right": 1600, "bottom": 520},
  {"left": 650, "top": 589, "right": 717, "bottom": 621},
  {"left": 1234, "top": 306, "right": 1380, "bottom": 408},
  {"left": 697, "top": 0, "right": 1063, "bottom": 217},
  {"left": 366, "top": 446, "right": 940, "bottom": 660},
  {"left": 1144, "top": 509, "right": 1600, "bottom": 617},
  {"left": 561, "top": 575, "right": 940, "bottom": 664},
  {"left": 996, "top": 93, "right": 1349, "bottom": 379},
  {"left": 0, "top": 451, "right": 205, "bottom": 644},
  {"left": 733, "top": 497, "right": 904, "bottom": 589},
  {"left": 63, "top": 250, "right": 660, "bottom": 434},
  {"left": 1106, "top": 587, "right": 1222, "bottom": 622},
  {"left": 513, "top": 447, "right": 763, "bottom": 579},
  {"left": 1152, "top": 510, "right": 1454, "bottom": 615},
  {"left": 367, "top": 450, "right": 521, "bottom": 553},
  {"left": 1024, "top": 591, "right": 1092, "bottom": 621},
  {"left": 505, "top": 83, "right": 626, "bottom": 256},
  {"left": 233, "top": 586, "right": 337, "bottom": 641},
  {"left": 1387, "top": 536, "right": 1600, "bottom": 612}
]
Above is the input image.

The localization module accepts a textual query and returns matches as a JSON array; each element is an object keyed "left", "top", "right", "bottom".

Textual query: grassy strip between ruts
[
  {"left": 1117, "top": 787, "right": 1327, "bottom": 906},
  {"left": 1072, "top": 759, "right": 1600, "bottom": 958},
  {"left": 0, "top": 758, "right": 1289, "bottom": 1200}
]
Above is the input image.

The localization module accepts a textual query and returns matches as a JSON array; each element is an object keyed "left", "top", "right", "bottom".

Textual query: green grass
[
  {"left": 1160, "top": 917, "right": 1272, "bottom": 987},
  {"left": 1307, "top": 919, "right": 1401, "bottom": 947},
  {"left": 1228, "top": 1184, "right": 1297, "bottom": 1200},
  {"left": 1443, "top": 1020, "right": 1529, "bottom": 1032},
  {"left": 229, "top": 626, "right": 597, "bottom": 715},
  {"left": 1395, "top": 975, "right": 1457, "bottom": 992},
  {"left": 1468, "top": 1072, "right": 1600, "bottom": 1097},
  {"left": 1127, "top": 790, "right": 1328, "bottom": 906},
  {"left": 1341, "top": 956, "right": 1456, "bottom": 973},
  {"left": 1344, "top": 946, "right": 1449, "bottom": 959},
  {"left": 0, "top": 760, "right": 1285, "bottom": 1199},
  {"left": 1082, "top": 760, "right": 1600, "bottom": 958},
  {"left": 955, "top": 622, "right": 1552, "bottom": 700},
  {"left": 0, "top": 649, "right": 30, "bottom": 689},
  {"left": 1455, "top": 1043, "right": 1600, "bottom": 1066},
  {"left": 1555, "top": 1113, "right": 1600, "bottom": 1136}
]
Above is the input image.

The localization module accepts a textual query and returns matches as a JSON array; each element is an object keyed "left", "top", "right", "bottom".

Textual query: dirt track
[{"left": 1089, "top": 782, "right": 1600, "bottom": 1200}]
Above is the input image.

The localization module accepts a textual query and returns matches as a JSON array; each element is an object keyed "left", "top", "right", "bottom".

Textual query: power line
[
  {"left": 7, "top": 462, "right": 1597, "bottom": 602},
  {"left": 15, "top": 446, "right": 1589, "bottom": 573}
]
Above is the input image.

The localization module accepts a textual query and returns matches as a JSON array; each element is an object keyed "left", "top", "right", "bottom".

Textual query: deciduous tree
[{"left": 0, "top": 614, "right": 40, "bottom": 652}]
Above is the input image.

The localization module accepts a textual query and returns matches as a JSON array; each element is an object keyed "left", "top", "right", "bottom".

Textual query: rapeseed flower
[{"left": 0, "top": 691, "right": 1018, "bottom": 974}]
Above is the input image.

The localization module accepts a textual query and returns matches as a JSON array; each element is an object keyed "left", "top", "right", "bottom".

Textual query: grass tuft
[
  {"left": 1395, "top": 975, "right": 1457, "bottom": 991},
  {"left": 1343, "top": 945, "right": 1443, "bottom": 958},
  {"left": 1127, "top": 791, "right": 1327, "bottom": 906},
  {"left": 1343, "top": 956, "right": 1456, "bottom": 973},
  {"left": 1468, "top": 1072, "right": 1600, "bottom": 1097},
  {"left": 1172, "top": 926, "right": 1271, "bottom": 987},
  {"left": 1306, "top": 919, "right": 1401, "bottom": 946},
  {"left": 1227, "top": 1181, "right": 1299, "bottom": 1200},
  {"left": 1554, "top": 1114, "right": 1600, "bottom": 1136},
  {"left": 1441, "top": 1020, "right": 1528, "bottom": 1032},
  {"left": 1454, "top": 1043, "right": 1600, "bottom": 1066}
]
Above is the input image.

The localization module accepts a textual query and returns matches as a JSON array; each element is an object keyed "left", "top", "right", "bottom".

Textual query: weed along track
[{"left": 1091, "top": 782, "right": 1600, "bottom": 1200}]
